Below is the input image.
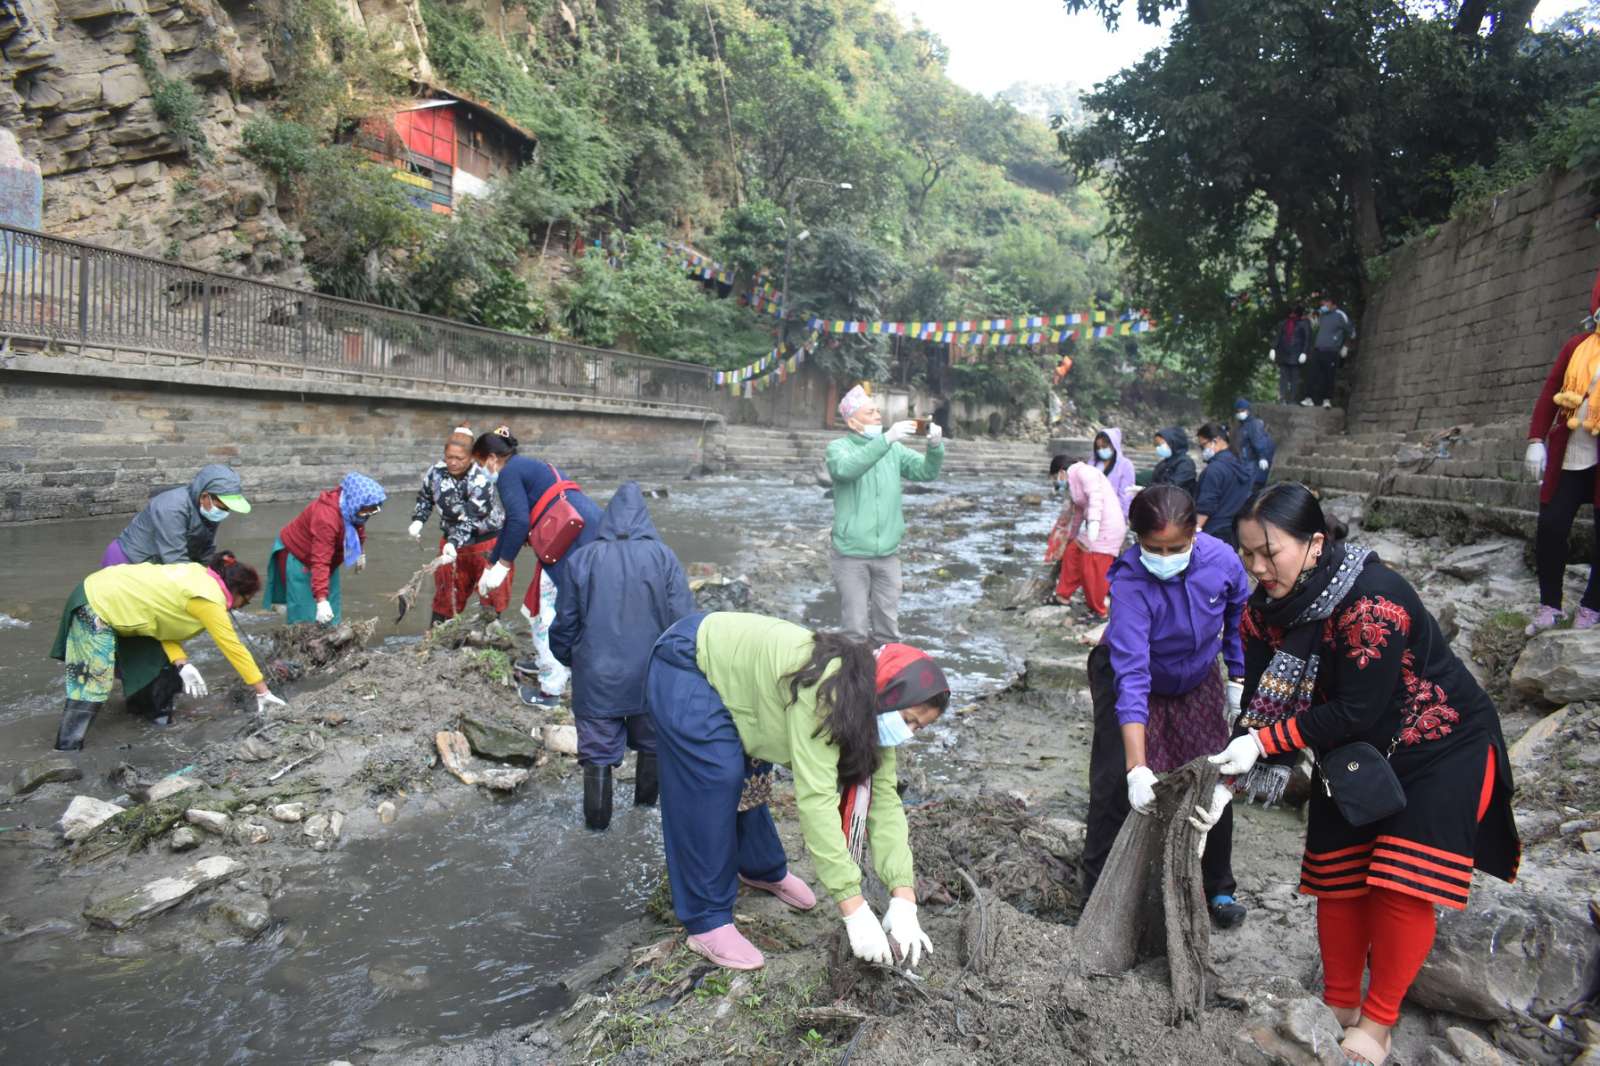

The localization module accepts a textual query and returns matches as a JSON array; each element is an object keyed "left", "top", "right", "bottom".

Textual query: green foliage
[
  {"left": 296, "top": 146, "right": 435, "bottom": 308},
  {"left": 241, "top": 118, "right": 320, "bottom": 182},
  {"left": 132, "top": 23, "right": 209, "bottom": 161},
  {"left": 258, "top": 0, "right": 411, "bottom": 128},
  {"left": 1451, "top": 84, "right": 1600, "bottom": 213}
]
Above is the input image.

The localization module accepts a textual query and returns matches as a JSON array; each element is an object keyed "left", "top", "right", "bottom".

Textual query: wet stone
[
  {"left": 12, "top": 757, "right": 83, "bottom": 796},
  {"left": 210, "top": 898, "right": 271, "bottom": 939},
  {"left": 185, "top": 808, "right": 230, "bottom": 834},
  {"left": 460, "top": 714, "right": 540, "bottom": 763},
  {"left": 367, "top": 960, "right": 432, "bottom": 995},
  {"left": 145, "top": 775, "right": 201, "bottom": 803},
  {"left": 60, "top": 795, "right": 125, "bottom": 841},
  {"left": 303, "top": 811, "right": 344, "bottom": 851},
  {"left": 83, "top": 856, "right": 243, "bottom": 930},
  {"left": 103, "top": 935, "right": 151, "bottom": 959},
  {"left": 377, "top": 800, "right": 397, "bottom": 824},
  {"left": 269, "top": 803, "right": 306, "bottom": 823},
  {"left": 168, "top": 827, "right": 201, "bottom": 852},
  {"left": 541, "top": 724, "right": 579, "bottom": 757},
  {"left": 1444, "top": 1028, "right": 1503, "bottom": 1066}
]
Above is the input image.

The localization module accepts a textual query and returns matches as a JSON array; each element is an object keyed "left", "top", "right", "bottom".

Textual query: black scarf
[{"left": 1236, "top": 540, "right": 1373, "bottom": 803}]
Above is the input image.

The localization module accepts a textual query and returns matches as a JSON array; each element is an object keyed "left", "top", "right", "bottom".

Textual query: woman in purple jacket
[
  {"left": 1083, "top": 484, "right": 1252, "bottom": 928},
  {"left": 1093, "top": 427, "right": 1137, "bottom": 517}
]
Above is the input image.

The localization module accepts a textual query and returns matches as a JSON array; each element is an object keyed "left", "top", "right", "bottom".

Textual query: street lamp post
[{"left": 778, "top": 178, "right": 852, "bottom": 345}]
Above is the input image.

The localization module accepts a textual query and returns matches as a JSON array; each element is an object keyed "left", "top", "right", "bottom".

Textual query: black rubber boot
[
  {"left": 55, "top": 699, "right": 102, "bottom": 751},
  {"left": 633, "top": 753, "right": 660, "bottom": 807},
  {"left": 126, "top": 664, "right": 181, "bottom": 726},
  {"left": 430, "top": 612, "right": 449, "bottom": 628},
  {"left": 583, "top": 764, "right": 614, "bottom": 831}
]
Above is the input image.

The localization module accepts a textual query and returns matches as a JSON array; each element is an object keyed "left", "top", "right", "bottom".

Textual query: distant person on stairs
[
  {"left": 1271, "top": 304, "right": 1312, "bottom": 404},
  {"left": 825, "top": 386, "right": 944, "bottom": 645},
  {"left": 1524, "top": 268, "right": 1600, "bottom": 634},
  {"left": 1232, "top": 398, "right": 1277, "bottom": 488},
  {"left": 1304, "top": 295, "right": 1355, "bottom": 409},
  {"left": 1150, "top": 425, "right": 1199, "bottom": 499}
]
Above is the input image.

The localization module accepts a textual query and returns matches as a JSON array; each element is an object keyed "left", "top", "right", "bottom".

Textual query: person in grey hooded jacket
[{"left": 102, "top": 464, "right": 251, "bottom": 567}]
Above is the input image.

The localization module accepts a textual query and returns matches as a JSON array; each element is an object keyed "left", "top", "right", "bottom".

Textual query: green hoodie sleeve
[
  {"left": 864, "top": 746, "right": 914, "bottom": 891},
  {"left": 826, "top": 435, "right": 892, "bottom": 484},
  {"left": 894, "top": 441, "right": 944, "bottom": 482},
  {"left": 783, "top": 667, "right": 868, "bottom": 902}
]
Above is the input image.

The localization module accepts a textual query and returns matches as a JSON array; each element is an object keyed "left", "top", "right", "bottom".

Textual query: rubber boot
[
  {"left": 126, "top": 664, "right": 181, "bottom": 726},
  {"left": 583, "top": 765, "right": 613, "bottom": 831},
  {"left": 430, "top": 612, "right": 449, "bottom": 628},
  {"left": 633, "top": 753, "right": 660, "bottom": 807},
  {"left": 55, "top": 699, "right": 102, "bottom": 752}
]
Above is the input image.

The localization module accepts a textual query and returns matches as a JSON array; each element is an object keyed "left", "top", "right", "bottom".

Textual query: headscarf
[
  {"left": 338, "top": 472, "right": 386, "bottom": 568},
  {"left": 838, "top": 385, "right": 871, "bottom": 423},
  {"left": 1235, "top": 540, "right": 1373, "bottom": 803}
]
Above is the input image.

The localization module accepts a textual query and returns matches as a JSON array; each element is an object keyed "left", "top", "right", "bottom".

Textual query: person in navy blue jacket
[
  {"left": 1232, "top": 398, "right": 1277, "bottom": 488},
  {"left": 472, "top": 427, "right": 603, "bottom": 704},
  {"left": 550, "top": 482, "right": 695, "bottom": 829},
  {"left": 1194, "top": 422, "right": 1257, "bottom": 548}
]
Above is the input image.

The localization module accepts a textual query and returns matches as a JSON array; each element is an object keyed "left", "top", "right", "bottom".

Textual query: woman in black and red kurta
[{"left": 1208, "top": 483, "right": 1519, "bottom": 1066}]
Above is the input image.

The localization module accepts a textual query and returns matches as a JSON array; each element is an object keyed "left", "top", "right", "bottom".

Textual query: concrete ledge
[{"left": 1363, "top": 494, "right": 1592, "bottom": 562}]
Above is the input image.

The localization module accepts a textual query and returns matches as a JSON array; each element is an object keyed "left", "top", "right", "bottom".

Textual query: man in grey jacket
[
  {"left": 101, "top": 464, "right": 251, "bottom": 567},
  {"left": 1304, "top": 295, "right": 1356, "bottom": 409}
]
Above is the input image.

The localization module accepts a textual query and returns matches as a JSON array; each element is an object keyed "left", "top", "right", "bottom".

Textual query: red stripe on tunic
[
  {"left": 1366, "top": 873, "right": 1470, "bottom": 911},
  {"left": 1374, "top": 835, "right": 1472, "bottom": 870},
  {"left": 1368, "top": 860, "right": 1470, "bottom": 896},
  {"left": 1303, "top": 843, "right": 1376, "bottom": 862}
]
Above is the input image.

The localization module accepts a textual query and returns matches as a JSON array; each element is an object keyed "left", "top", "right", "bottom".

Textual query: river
[{"left": 0, "top": 473, "right": 1051, "bottom": 1064}]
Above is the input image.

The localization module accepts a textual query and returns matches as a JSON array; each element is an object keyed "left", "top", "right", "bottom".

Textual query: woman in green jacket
[{"left": 644, "top": 611, "right": 951, "bottom": 971}]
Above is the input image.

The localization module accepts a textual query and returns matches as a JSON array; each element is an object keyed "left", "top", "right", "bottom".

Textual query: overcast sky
[{"left": 889, "top": 0, "right": 1594, "bottom": 97}]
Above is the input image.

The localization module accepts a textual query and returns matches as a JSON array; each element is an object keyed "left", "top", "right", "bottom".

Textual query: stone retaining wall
[
  {"left": 1348, "top": 167, "right": 1600, "bottom": 435},
  {"left": 0, "top": 356, "right": 723, "bottom": 524}
]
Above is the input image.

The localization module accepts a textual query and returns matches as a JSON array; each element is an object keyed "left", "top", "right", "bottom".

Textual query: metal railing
[{"left": 0, "top": 223, "right": 718, "bottom": 413}]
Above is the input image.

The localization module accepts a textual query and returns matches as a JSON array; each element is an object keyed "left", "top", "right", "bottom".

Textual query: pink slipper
[
  {"left": 686, "top": 923, "right": 764, "bottom": 970},
  {"left": 1340, "top": 1028, "right": 1390, "bottom": 1066},
  {"left": 739, "top": 872, "right": 818, "bottom": 910}
]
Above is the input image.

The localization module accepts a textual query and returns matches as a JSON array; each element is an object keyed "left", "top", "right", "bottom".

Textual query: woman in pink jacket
[{"left": 1053, "top": 461, "right": 1129, "bottom": 616}]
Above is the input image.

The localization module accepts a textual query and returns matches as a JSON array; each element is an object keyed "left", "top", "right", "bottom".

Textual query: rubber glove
[
  {"left": 315, "top": 599, "right": 334, "bottom": 625},
  {"left": 1189, "top": 783, "right": 1234, "bottom": 856},
  {"left": 1126, "top": 765, "right": 1157, "bottom": 815},
  {"left": 1339, "top": 345, "right": 1349, "bottom": 359},
  {"left": 354, "top": 554, "right": 366, "bottom": 574},
  {"left": 479, "top": 561, "right": 510, "bottom": 598},
  {"left": 881, "top": 897, "right": 934, "bottom": 969},
  {"left": 439, "top": 541, "right": 457, "bottom": 564},
  {"left": 1210, "top": 733, "right": 1265, "bottom": 775},
  {"left": 1085, "top": 519, "right": 1100, "bottom": 543},
  {"left": 1268, "top": 348, "right": 1276, "bottom": 362},
  {"left": 407, "top": 520, "right": 424, "bottom": 541},
  {"left": 178, "top": 662, "right": 207, "bottom": 698},
  {"left": 1525, "top": 441, "right": 1547, "bottom": 482},
  {"left": 884, "top": 420, "right": 918, "bottom": 444},
  {"left": 1225, "top": 680, "right": 1244, "bottom": 725},
  {"left": 256, "top": 690, "right": 287, "bottom": 714},
  {"left": 1258, "top": 458, "right": 1270, "bottom": 471},
  {"left": 1297, "top": 352, "right": 1307, "bottom": 365},
  {"left": 842, "top": 902, "right": 895, "bottom": 966},
  {"left": 927, "top": 422, "right": 943, "bottom": 445}
]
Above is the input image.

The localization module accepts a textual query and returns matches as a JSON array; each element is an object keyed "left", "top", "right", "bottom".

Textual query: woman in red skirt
[
  {"left": 1209, "top": 483, "right": 1519, "bottom": 1066},
  {"left": 407, "top": 425, "right": 512, "bottom": 624}
]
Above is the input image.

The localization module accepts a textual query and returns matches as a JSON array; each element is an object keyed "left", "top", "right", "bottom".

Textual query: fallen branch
[{"left": 390, "top": 556, "right": 448, "bottom": 625}]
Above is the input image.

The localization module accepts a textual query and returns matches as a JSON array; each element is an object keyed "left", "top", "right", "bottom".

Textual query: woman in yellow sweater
[{"left": 50, "top": 550, "right": 286, "bottom": 750}]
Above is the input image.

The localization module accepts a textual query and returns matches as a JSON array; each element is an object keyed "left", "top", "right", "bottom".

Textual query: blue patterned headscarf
[{"left": 338, "top": 472, "right": 386, "bottom": 568}]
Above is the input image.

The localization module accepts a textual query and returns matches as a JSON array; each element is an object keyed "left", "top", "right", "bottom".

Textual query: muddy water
[{"left": 0, "top": 474, "right": 1046, "bottom": 1063}]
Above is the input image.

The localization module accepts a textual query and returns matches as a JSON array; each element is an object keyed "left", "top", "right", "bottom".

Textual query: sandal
[{"left": 1340, "top": 1027, "right": 1389, "bottom": 1066}]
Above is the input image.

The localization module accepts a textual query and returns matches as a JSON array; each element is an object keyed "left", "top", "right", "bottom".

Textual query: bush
[
  {"left": 241, "top": 118, "right": 320, "bottom": 182},
  {"left": 133, "top": 22, "right": 209, "bottom": 161}
]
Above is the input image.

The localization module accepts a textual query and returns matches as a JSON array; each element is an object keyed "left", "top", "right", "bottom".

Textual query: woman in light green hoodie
[{"left": 644, "top": 611, "right": 951, "bottom": 971}]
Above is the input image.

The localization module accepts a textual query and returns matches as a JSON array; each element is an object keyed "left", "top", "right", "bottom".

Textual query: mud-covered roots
[
  {"left": 906, "top": 793, "right": 1083, "bottom": 921},
  {"left": 265, "top": 619, "right": 376, "bottom": 671}
]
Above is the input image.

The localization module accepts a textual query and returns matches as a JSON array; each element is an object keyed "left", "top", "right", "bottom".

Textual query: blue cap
[{"left": 1234, "top": 397, "right": 1250, "bottom": 410}]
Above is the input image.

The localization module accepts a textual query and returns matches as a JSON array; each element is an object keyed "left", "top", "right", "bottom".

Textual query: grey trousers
[{"left": 829, "top": 549, "right": 902, "bottom": 645}]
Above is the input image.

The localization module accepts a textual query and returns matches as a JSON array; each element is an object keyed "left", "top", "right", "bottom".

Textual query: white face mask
[
  {"left": 1235, "top": 410, "right": 1249, "bottom": 422},
  {"left": 877, "top": 711, "right": 914, "bottom": 747},
  {"left": 862, "top": 424, "right": 883, "bottom": 438}
]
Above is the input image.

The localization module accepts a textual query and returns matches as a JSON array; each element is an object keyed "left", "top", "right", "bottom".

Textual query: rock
[
  {"left": 1279, "top": 998, "right": 1345, "bottom": 1064},
  {"left": 436, "top": 730, "right": 481, "bottom": 785},
  {"left": 210, "top": 899, "right": 271, "bottom": 939},
  {"left": 13, "top": 757, "right": 83, "bottom": 796},
  {"left": 540, "top": 724, "right": 579, "bottom": 757},
  {"left": 1444, "top": 1028, "right": 1503, "bottom": 1066},
  {"left": 460, "top": 714, "right": 540, "bottom": 763},
  {"left": 146, "top": 775, "right": 201, "bottom": 803},
  {"left": 230, "top": 821, "right": 271, "bottom": 845},
  {"left": 690, "top": 576, "right": 753, "bottom": 613},
  {"left": 377, "top": 801, "right": 397, "bottom": 824},
  {"left": 270, "top": 803, "right": 306, "bottom": 823},
  {"left": 1018, "top": 493, "right": 1044, "bottom": 506},
  {"left": 1021, "top": 655, "right": 1088, "bottom": 691},
  {"left": 1436, "top": 601, "right": 1460, "bottom": 645},
  {"left": 1422, "top": 1049, "right": 1463, "bottom": 1066},
  {"left": 1021, "top": 605, "right": 1073, "bottom": 628},
  {"left": 236, "top": 736, "right": 275, "bottom": 762},
  {"left": 83, "top": 856, "right": 242, "bottom": 930},
  {"left": 1409, "top": 879, "right": 1600, "bottom": 1021},
  {"left": 103, "top": 936, "right": 151, "bottom": 959},
  {"left": 1582, "top": 830, "right": 1600, "bottom": 853},
  {"left": 928, "top": 496, "right": 979, "bottom": 516},
  {"left": 168, "top": 827, "right": 201, "bottom": 852},
  {"left": 1508, "top": 706, "right": 1571, "bottom": 770},
  {"left": 59, "top": 796, "right": 125, "bottom": 841},
  {"left": 303, "top": 811, "right": 344, "bottom": 851},
  {"left": 368, "top": 960, "right": 432, "bottom": 994},
  {"left": 185, "top": 809, "right": 230, "bottom": 834},
  {"left": 1511, "top": 630, "right": 1600, "bottom": 703},
  {"left": 1437, "top": 543, "right": 1509, "bottom": 582},
  {"left": 480, "top": 768, "right": 529, "bottom": 791}
]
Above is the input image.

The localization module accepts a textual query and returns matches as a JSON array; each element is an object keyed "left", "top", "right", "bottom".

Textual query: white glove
[
  {"left": 1085, "top": 519, "right": 1100, "bottom": 543},
  {"left": 256, "top": 690, "right": 287, "bottom": 714},
  {"left": 842, "top": 902, "right": 894, "bottom": 966},
  {"left": 1268, "top": 348, "right": 1276, "bottom": 361},
  {"left": 1258, "top": 458, "right": 1269, "bottom": 471},
  {"left": 439, "top": 541, "right": 457, "bottom": 564},
  {"left": 881, "top": 897, "right": 933, "bottom": 969},
  {"left": 1339, "top": 345, "right": 1349, "bottom": 359},
  {"left": 479, "top": 561, "right": 510, "bottom": 597},
  {"left": 1209, "top": 733, "right": 1265, "bottom": 775},
  {"left": 1225, "top": 680, "right": 1244, "bottom": 726},
  {"left": 315, "top": 599, "right": 334, "bottom": 625},
  {"left": 1525, "top": 441, "right": 1547, "bottom": 481},
  {"left": 1126, "top": 765, "right": 1157, "bottom": 815},
  {"left": 884, "top": 420, "right": 918, "bottom": 444},
  {"left": 1297, "top": 352, "right": 1307, "bottom": 365},
  {"left": 354, "top": 554, "right": 366, "bottom": 574},
  {"left": 926, "top": 422, "right": 943, "bottom": 445},
  {"left": 520, "top": 603, "right": 536, "bottom": 630},
  {"left": 407, "top": 520, "right": 424, "bottom": 541},
  {"left": 1189, "top": 783, "right": 1233, "bottom": 855},
  {"left": 178, "top": 662, "right": 207, "bottom": 698}
]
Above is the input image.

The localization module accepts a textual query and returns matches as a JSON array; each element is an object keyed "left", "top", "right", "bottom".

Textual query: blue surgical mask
[
  {"left": 877, "top": 711, "right": 914, "bottom": 747},
  {"left": 862, "top": 424, "right": 883, "bottom": 438},
  {"left": 1140, "top": 547, "right": 1192, "bottom": 581},
  {"left": 200, "top": 505, "right": 229, "bottom": 523},
  {"left": 1096, "top": 447, "right": 1113, "bottom": 461},
  {"left": 1155, "top": 443, "right": 1173, "bottom": 460}
]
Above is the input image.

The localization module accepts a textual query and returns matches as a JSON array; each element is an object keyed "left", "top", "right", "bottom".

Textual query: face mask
[
  {"left": 1235, "top": 410, "right": 1248, "bottom": 422},
  {"left": 200, "top": 505, "right": 229, "bottom": 523},
  {"left": 1096, "top": 447, "right": 1113, "bottom": 461},
  {"left": 1155, "top": 443, "right": 1173, "bottom": 460},
  {"left": 1320, "top": 304, "right": 1332, "bottom": 314},
  {"left": 1201, "top": 445, "right": 1216, "bottom": 461},
  {"left": 1140, "top": 547, "right": 1192, "bottom": 580},
  {"left": 877, "top": 710, "right": 915, "bottom": 747},
  {"left": 862, "top": 424, "right": 883, "bottom": 438},
  {"left": 1052, "top": 480, "right": 1066, "bottom": 495},
  {"left": 354, "top": 506, "right": 379, "bottom": 525}
]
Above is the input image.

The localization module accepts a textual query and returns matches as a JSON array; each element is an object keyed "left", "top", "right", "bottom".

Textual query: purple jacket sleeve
[
  {"left": 1104, "top": 585, "right": 1153, "bottom": 726},
  {"left": 1221, "top": 553, "right": 1249, "bottom": 680},
  {"left": 1108, "top": 458, "right": 1136, "bottom": 515}
]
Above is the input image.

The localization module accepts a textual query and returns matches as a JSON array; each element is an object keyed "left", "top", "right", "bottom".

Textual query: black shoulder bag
[{"left": 1316, "top": 736, "right": 1406, "bottom": 827}]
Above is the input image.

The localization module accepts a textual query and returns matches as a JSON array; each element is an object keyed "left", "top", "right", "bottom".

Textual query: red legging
[
  {"left": 1316, "top": 747, "right": 1497, "bottom": 1028},
  {"left": 1055, "top": 541, "right": 1113, "bottom": 615}
]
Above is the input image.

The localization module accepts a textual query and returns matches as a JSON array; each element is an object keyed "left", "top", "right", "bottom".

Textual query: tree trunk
[
  {"left": 1453, "top": 0, "right": 1490, "bottom": 37},
  {"left": 1345, "top": 155, "right": 1384, "bottom": 296}
]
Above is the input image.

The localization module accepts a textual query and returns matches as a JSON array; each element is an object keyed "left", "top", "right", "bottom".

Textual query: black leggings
[
  {"left": 1082, "top": 645, "right": 1236, "bottom": 901},
  {"left": 1536, "top": 466, "right": 1600, "bottom": 611}
]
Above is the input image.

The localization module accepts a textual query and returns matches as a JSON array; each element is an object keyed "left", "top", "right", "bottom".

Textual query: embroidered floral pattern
[
  {"left": 1397, "top": 650, "right": 1460, "bottom": 745},
  {"left": 1337, "top": 596, "right": 1411, "bottom": 668}
]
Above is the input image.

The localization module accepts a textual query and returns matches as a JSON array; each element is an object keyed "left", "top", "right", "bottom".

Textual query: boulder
[
  {"left": 460, "top": 714, "right": 540, "bottom": 763},
  {"left": 168, "top": 827, "right": 201, "bottom": 852},
  {"left": 1508, "top": 706, "right": 1571, "bottom": 770},
  {"left": 1436, "top": 542, "right": 1518, "bottom": 582},
  {"left": 1408, "top": 879, "right": 1600, "bottom": 1021},
  {"left": 210, "top": 898, "right": 271, "bottom": 939},
  {"left": 303, "top": 811, "right": 344, "bottom": 851},
  {"left": 12, "top": 757, "right": 83, "bottom": 796},
  {"left": 269, "top": 803, "right": 306, "bottom": 823},
  {"left": 540, "top": 724, "right": 579, "bottom": 757},
  {"left": 59, "top": 796, "right": 125, "bottom": 841},
  {"left": 1444, "top": 1028, "right": 1503, "bottom": 1066},
  {"left": 83, "top": 856, "right": 242, "bottom": 930},
  {"left": 1511, "top": 630, "right": 1600, "bottom": 703},
  {"left": 146, "top": 775, "right": 201, "bottom": 803},
  {"left": 185, "top": 809, "right": 230, "bottom": 835},
  {"left": 1021, "top": 655, "right": 1089, "bottom": 691}
]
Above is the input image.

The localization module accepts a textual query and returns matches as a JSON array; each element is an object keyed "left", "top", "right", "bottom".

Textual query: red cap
[{"left": 875, "top": 643, "right": 950, "bottom": 712}]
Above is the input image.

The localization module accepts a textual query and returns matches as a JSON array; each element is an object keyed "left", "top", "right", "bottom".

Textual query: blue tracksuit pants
[{"left": 645, "top": 614, "right": 788, "bottom": 934}]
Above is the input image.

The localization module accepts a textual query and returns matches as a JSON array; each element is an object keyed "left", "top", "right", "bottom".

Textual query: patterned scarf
[
  {"left": 337, "top": 472, "right": 386, "bottom": 569},
  {"left": 1236, "top": 541, "right": 1373, "bottom": 803}
]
